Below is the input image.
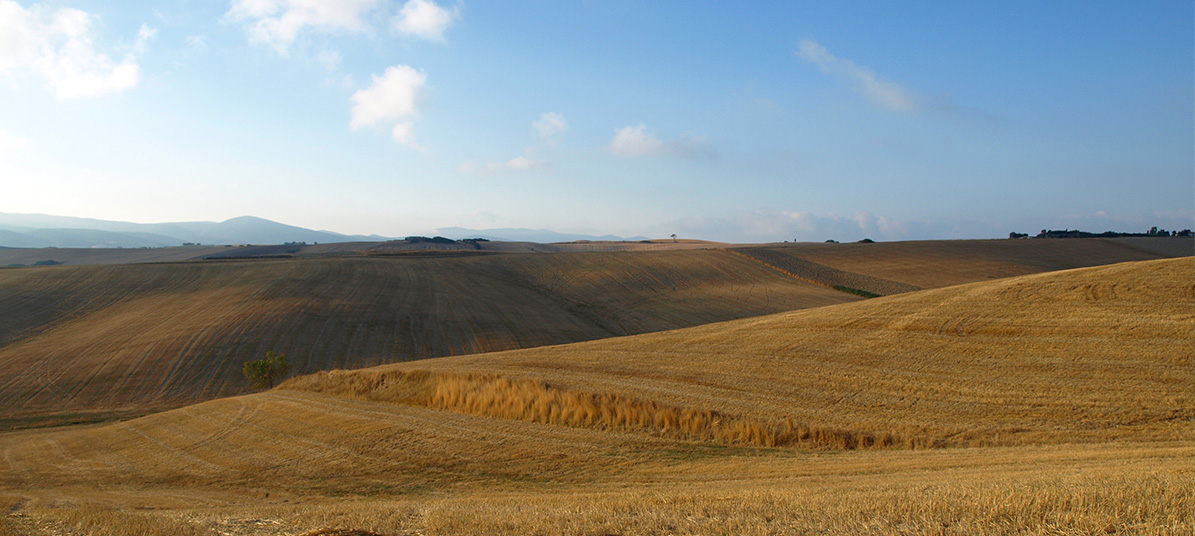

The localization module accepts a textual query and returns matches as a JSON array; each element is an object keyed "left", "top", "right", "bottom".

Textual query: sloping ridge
[
  {"left": 285, "top": 256, "right": 1194, "bottom": 449},
  {"left": 0, "top": 250, "right": 856, "bottom": 426},
  {"left": 732, "top": 247, "right": 923, "bottom": 296}
]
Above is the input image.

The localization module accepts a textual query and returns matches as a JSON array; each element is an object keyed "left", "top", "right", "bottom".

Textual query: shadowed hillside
[
  {"left": 748, "top": 236, "right": 1193, "bottom": 289},
  {"left": 0, "top": 250, "right": 856, "bottom": 425}
]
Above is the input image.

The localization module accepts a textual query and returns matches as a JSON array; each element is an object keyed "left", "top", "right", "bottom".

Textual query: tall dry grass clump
[{"left": 282, "top": 369, "right": 913, "bottom": 450}]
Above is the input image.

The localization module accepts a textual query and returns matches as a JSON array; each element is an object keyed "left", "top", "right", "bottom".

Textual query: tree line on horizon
[{"left": 1009, "top": 226, "right": 1192, "bottom": 239}]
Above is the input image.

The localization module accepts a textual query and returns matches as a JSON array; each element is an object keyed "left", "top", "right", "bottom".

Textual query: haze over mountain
[
  {"left": 0, "top": 213, "right": 380, "bottom": 248},
  {"left": 0, "top": 213, "right": 649, "bottom": 248}
]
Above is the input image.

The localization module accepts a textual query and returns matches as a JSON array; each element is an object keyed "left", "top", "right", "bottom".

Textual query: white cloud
[
  {"left": 795, "top": 39, "right": 919, "bottom": 112},
  {"left": 395, "top": 0, "right": 458, "bottom": 42},
  {"left": 533, "top": 112, "right": 568, "bottom": 139},
  {"left": 460, "top": 156, "right": 548, "bottom": 174},
  {"left": 350, "top": 65, "right": 427, "bottom": 149},
  {"left": 610, "top": 124, "right": 665, "bottom": 157},
  {"left": 0, "top": 1, "right": 141, "bottom": 99},
  {"left": 225, "top": 0, "right": 381, "bottom": 55},
  {"left": 609, "top": 124, "right": 713, "bottom": 159}
]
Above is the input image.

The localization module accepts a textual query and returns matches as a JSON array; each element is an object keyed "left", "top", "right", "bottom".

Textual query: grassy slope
[
  {"left": 0, "top": 257, "right": 1190, "bottom": 535},
  {"left": 0, "top": 250, "right": 855, "bottom": 422}
]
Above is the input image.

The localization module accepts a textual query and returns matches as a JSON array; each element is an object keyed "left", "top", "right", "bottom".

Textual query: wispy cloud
[
  {"left": 185, "top": 35, "right": 208, "bottom": 51},
  {"left": 533, "top": 112, "right": 568, "bottom": 140},
  {"left": 609, "top": 124, "right": 713, "bottom": 159},
  {"left": 795, "top": 39, "right": 919, "bottom": 112},
  {"left": 0, "top": 0, "right": 141, "bottom": 99},
  {"left": 460, "top": 156, "right": 548, "bottom": 174},
  {"left": 795, "top": 38, "right": 972, "bottom": 117},
  {"left": 350, "top": 65, "right": 427, "bottom": 150},
  {"left": 134, "top": 24, "right": 158, "bottom": 54},
  {"left": 394, "top": 0, "right": 458, "bottom": 43},
  {"left": 463, "top": 113, "right": 567, "bottom": 173},
  {"left": 224, "top": 0, "right": 381, "bottom": 55}
]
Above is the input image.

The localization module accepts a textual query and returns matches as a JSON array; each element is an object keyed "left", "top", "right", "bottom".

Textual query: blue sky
[{"left": 1, "top": 0, "right": 1191, "bottom": 242}]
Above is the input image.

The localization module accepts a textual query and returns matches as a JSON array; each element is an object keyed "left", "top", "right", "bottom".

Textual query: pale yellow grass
[{"left": 282, "top": 369, "right": 907, "bottom": 449}]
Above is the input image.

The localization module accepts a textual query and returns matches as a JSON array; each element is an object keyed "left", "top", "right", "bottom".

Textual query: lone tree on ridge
[{"left": 243, "top": 351, "right": 291, "bottom": 390}]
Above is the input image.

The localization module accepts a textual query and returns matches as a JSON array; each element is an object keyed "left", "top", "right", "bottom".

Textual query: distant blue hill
[
  {"left": 0, "top": 213, "right": 387, "bottom": 248},
  {"left": 0, "top": 213, "right": 648, "bottom": 248}
]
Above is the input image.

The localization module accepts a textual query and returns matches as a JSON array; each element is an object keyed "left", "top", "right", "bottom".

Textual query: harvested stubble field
[
  {"left": 0, "top": 255, "right": 1190, "bottom": 534},
  {"left": 750, "top": 236, "right": 1193, "bottom": 289},
  {"left": 0, "top": 249, "right": 856, "bottom": 426},
  {"left": 2, "top": 237, "right": 1187, "bottom": 429}
]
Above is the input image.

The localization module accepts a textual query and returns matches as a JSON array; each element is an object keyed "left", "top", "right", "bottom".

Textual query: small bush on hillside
[{"left": 243, "top": 351, "right": 292, "bottom": 390}]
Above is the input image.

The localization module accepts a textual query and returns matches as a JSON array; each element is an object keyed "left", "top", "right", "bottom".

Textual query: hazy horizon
[
  {"left": 1, "top": 1, "right": 1192, "bottom": 243},
  {"left": 2, "top": 210, "right": 1193, "bottom": 247}
]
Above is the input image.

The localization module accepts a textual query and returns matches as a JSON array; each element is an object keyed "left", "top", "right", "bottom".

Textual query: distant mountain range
[
  {"left": 0, "top": 213, "right": 648, "bottom": 248},
  {"left": 0, "top": 214, "right": 387, "bottom": 248}
]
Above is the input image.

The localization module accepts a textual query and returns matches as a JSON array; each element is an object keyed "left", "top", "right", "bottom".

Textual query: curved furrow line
[{"left": 101, "top": 419, "right": 230, "bottom": 476}]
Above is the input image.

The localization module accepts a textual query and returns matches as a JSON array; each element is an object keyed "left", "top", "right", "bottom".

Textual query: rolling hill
[
  {"left": 0, "top": 257, "right": 1189, "bottom": 535},
  {"left": 742, "top": 236, "right": 1193, "bottom": 289},
  {"left": 1, "top": 238, "right": 1190, "bottom": 429},
  {"left": 0, "top": 249, "right": 858, "bottom": 427}
]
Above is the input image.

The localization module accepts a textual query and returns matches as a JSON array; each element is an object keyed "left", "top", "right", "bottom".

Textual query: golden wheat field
[{"left": 0, "top": 243, "right": 1190, "bottom": 535}]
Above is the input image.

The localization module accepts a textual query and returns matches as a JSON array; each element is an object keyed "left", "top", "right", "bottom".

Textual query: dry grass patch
[{"left": 283, "top": 369, "right": 918, "bottom": 449}]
